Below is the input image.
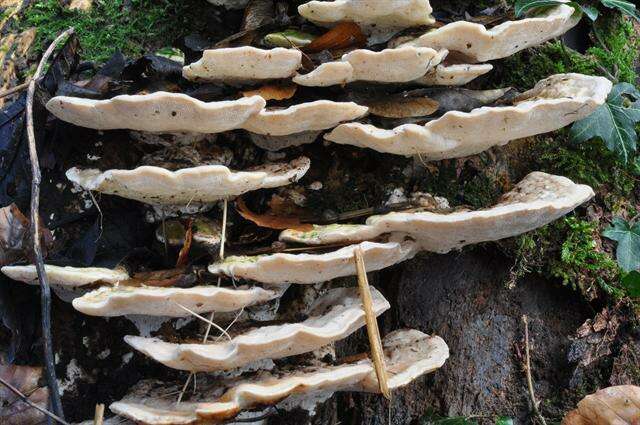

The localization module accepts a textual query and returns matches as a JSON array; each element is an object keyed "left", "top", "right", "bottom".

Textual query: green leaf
[
  {"left": 603, "top": 217, "right": 640, "bottom": 272},
  {"left": 600, "top": 0, "right": 640, "bottom": 22},
  {"left": 495, "top": 417, "right": 514, "bottom": 425},
  {"left": 570, "top": 83, "right": 640, "bottom": 164},
  {"left": 621, "top": 271, "right": 640, "bottom": 297},
  {"left": 514, "top": 0, "right": 565, "bottom": 17}
]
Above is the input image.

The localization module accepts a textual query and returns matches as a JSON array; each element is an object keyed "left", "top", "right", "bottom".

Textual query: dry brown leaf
[
  {"left": 366, "top": 96, "right": 439, "bottom": 118},
  {"left": 562, "top": 385, "right": 640, "bottom": 425},
  {"left": 236, "top": 197, "right": 313, "bottom": 231},
  {"left": 123, "top": 268, "right": 192, "bottom": 288},
  {"left": 242, "top": 84, "right": 297, "bottom": 101},
  {"left": 303, "top": 22, "right": 367, "bottom": 54},
  {"left": 0, "top": 364, "right": 49, "bottom": 425}
]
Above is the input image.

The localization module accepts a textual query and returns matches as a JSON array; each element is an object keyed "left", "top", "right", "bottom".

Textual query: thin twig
[
  {"left": 0, "top": 376, "right": 70, "bottom": 425},
  {"left": 27, "top": 27, "right": 74, "bottom": 420},
  {"left": 172, "top": 302, "right": 232, "bottom": 341},
  {"left": 522, "top": 315, "right": 547, "bottom": 425},
  {"left": 93, "top": 404, "right": 104, "bottom": 425},
  {"left": 0, "top": 80, "right": 30, "bottom": 100},
  {"left": 354, "top": 248, "right": 391, "bottom": 400}
]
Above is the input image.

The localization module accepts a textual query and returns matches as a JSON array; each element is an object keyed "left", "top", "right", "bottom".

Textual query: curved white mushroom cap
[
  {"left": 65, "top": 157, "right": 311, "bottom": 205},
  {"left": 298, "top": 0, "right": 435, "bottom": 28},
  {"left": 325, "top": 73, "right": 612, "bottom": 158},
  {"left": 124, "top": 287, "right": 390, "bottom": 371},
  {"left": 242, "top": 101, "right": 368, "bottom": 136},
  {"left": 416, "top": 63, "right": 494, "bottom": 86},
  {"left": 293, "top": 62, "right": 354, "bottom": 87},
  {"left": 110, "top": 329, "right": 448, "bottom": 424},
  {"left": 281, "top": 172, "right": 594, "bottom": 253},
  {"left": 208, "top": 240, "right": 418, "bottom": 284},
  {"left": 1, "top": 265, "right": 129, "bottom": 287},
  {"left": 46, "top": 93, "right": 266, "bottom": 133},
  {"left": 183, "top": 47, "right": 302, "bottom": 82},
  {"left": 401, "top": 4, "right": 579, "bottom": 62},
  {"left": 72, "top": 284, "right": 286, "bottom": 317}
]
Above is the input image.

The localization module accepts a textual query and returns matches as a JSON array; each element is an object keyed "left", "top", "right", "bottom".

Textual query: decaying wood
[
  {"left": 26, "top": 27, "right": 75, "bottom": 420},
  {"left": 354, "top": 247, "right": 391, "bottom": 400}
]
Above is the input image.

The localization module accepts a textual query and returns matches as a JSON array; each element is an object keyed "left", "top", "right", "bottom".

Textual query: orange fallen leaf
[
  {"left": 0, "top": 365, "right": 49, "bottom": 425},
  {"left": 303, "top": 22, "right": 366, "bottom": 54},
  {"left": 236, "top": 197, "right": 313, "bottom": 231},
  {"left": 242, "top": 84, "right": 297, "bottom": 101}
]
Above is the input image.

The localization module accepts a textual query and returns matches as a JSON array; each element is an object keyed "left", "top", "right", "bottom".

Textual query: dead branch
[
  {"left": 354, "top": 248, "right": 391, "bottom": 400},
  {"left": 522, "top": 315, "right": 547, "bottom": 425},
  {"left": 93, "top": 403, "right": 105, "bottom": 425},
  {"left": 0, "top": 80, "right": 30, "bottom": 100},
  {"left": 0, "top": 375, "right": 70, "bottom": 425},
  {"left": 26, "top": 27, "right": 75, "bottom": 419}
]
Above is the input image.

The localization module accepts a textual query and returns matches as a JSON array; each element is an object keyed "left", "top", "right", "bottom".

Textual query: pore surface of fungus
[
  {"left": 242, "top": 100, "right": 368, "bottom": 136},
  {"left": 298, "top": 0, "right": 435, "bottom": 28},
  {"left": 325, "top": 73, "right": 612, "bottom": 158},
  {"left": 280, "top": 172, "right": 594, "bottom": 253},
  {"left": 110, "top": 329, "right": 449, "bottom": 423},
  {"left": 72, "top": 284, "right": 286, "bottom": 317},
  {"left": 124, "top": 287, "right": 390, "bottom": 371},
  {"left": 400, "top": 4, "right": 579, "bottom": 62},
  {"left": 208, "top": 239, "right": 418, "bottom": 284},
  {"left": 1, "top": 265, "right": 129, "bottom": 287},
  {"left": 182, "top": 47, "right": 302, "bottom": 82},
  {"left": 46, "top": 93, "right": 266, "bottom": 133},
  {"left": 65, "top": 157, "right": 311, "bottom": 205}
]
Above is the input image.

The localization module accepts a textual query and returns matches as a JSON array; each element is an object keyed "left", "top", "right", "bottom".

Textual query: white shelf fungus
[
  {"left": 298, "top": 0, "right": 435, "bottom": 28},
  {"left": 399, "top": 4, "right": 580, "bottom": 62},
  {"left": 110, "top": 329, "right": 449, "bottom": 423},
  {"left": 281, "top": 172, "right": 594, "bottom": 253},
  {"left": 208, "top": 239, "right": 418, "bottom": 284},
  {"left": 183, "top": 47, "right": 302, "bottom": 82},
  {"left": 72, "top": 284, "right": 286, "bottom": 317},
  {"left": 325, "top": 73, "right": 612, "bottom": 158},
  {"left": 124, "top": 287, "right": 390, "bottom": 371},
  {"left": 46, "top": 92, "right": 266, "bottom": 133},
  {"left": 65, "top": 157, "right": 311, "bottom": 205},
  {"left": 1, "top": 265, "right": 129, "bottom": 287}
]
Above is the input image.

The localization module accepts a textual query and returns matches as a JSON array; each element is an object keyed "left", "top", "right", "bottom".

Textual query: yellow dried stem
[{"left": 354, "top": 248, "right": 391, "bottom": 400}]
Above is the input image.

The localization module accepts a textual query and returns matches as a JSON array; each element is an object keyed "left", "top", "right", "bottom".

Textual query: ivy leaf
[
  {"left": 602, "top": 217, "right": 640, "bottom": 272},
  {"left": 621, "top": 271, "right": 640, "bottom": 298},
  {"left": 570, "top": 83, "right": 640, "bottom": 164},
  {"left": 514, "top": 0, "right": 565, "bottom": 17},
  {"left": 600, "top": 0, "right": 640, "bottom": 22},
  {"left": 580, "top": 5, "right": 599, "bottom": 21}
]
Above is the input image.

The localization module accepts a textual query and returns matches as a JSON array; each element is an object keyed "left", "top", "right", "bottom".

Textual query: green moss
[
  {"left": 509, "top": 217, "right": 621, "bottom": 298},
  {"left": 589, "top": 17, "right": 638, "bottom": 84},
  {"left": 19, "top": 0, "right": 203, "bottom": 63}
]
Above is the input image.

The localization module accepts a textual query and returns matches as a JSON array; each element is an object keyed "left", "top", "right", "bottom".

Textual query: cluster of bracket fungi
[{"left": 0, "top": 0, "right": 614, "bottom": 423}]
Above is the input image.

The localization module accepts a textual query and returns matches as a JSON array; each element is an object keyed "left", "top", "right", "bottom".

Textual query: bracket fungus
[
  {"left": 124, "top": 287, "right": 390, "bottom": 371},
  {"left": 298, "top": 0, "right": 435, "bottom": 29},
  {"left": 46, "top": 92, "right": 266, "bottom": 133},
  {"left": 111, "top": 329, "right": 449, "bottom": 424},
  {"left": 398, "top": 4, "right": 579, "bottom": 63},
  {"left": 182, "top": 47, "right": 302, "bottom": 82},
  {"left": 65, "top": 157, "right": 311, "bottom": 205},
  {"left": 208, "top": 239, "right": 418, "bottom": 284},
  {"left": 280, "top": 172, "right": 594, "bottom": 253},
  {"left": 1, "top": 264, "right": 128, "bottom": 287},
  {"left": 72, "top": 284, "right": 286, "bottom": 317},
  {"left": 325, "top": 73, "right": 612, "bottom": 158},
  {"left": 416, "top": 63, "right": 494, "bottom": 86},
  {"left": 293, "top": 46, "right": 447, "bottom": 86},
  {"left": 241, "top": 100, "right": 368, "bottom": 136}
]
